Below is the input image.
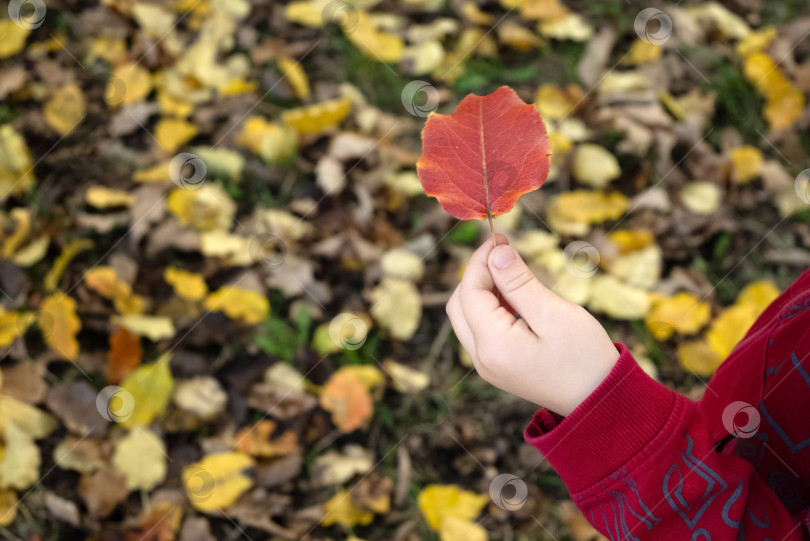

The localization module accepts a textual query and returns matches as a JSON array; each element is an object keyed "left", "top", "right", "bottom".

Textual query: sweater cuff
[{"left": 524, "top": 342, "right": 677, "bottom": 494}]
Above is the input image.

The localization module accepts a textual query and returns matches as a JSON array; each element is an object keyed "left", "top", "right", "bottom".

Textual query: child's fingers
[
  {"left": 486, "top": 245, "right": 555, "bottom": 335},
  {"left": 446, "top": 287, "right": 477, "bottom": 364},
  {"left": 458, "top": 236, "right": 523, "bottom": 346}
]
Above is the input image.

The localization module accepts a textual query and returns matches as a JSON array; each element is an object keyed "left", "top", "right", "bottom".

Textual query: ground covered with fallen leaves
[{"left": 1, "top": 0, "right": 810, "bottom": 539}]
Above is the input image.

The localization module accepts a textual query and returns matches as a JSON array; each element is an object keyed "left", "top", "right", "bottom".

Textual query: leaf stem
[{"left": 487, "top": 208, "right": 495, "bottom": 248}]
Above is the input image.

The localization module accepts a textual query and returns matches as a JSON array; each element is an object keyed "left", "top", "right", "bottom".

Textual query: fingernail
[{"left": 491, "top": 245, "right": 515, "bottom": 269}]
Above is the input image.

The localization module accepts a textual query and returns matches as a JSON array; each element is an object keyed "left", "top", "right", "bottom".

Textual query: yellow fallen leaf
[
  {"left": 730, "top": 145, "right": 762, "bottom": 184},
  {"left": 402, "top": 39, "right": 445, "bottom": 75},
  {"left": 86, "top": 186, "right": 136, "bottom": 209},
  {"left": 680, "top": 181, "right": 722, "bottom": 215},
  {"left": 0, "top": 124, "right": 36, "bottom": 200},
  {"left": 320, "top": 367, "right": 373, "bottom": 433},
  {"left": 0, "top": 488, "right": 17, "bottom": 526},
  {"left": 736, "top": 25, "right": 776, "bottom": 58},
  {"left": 572, "top": 144, "right": 621, "bottom": 188},
  {"left": 497, "top": 20, "right": 542, "bottom": 51},
  {"left": 119, "top": 354, "right": 174, "bottom": 428},
  {"left": 182, "top": 452, "right": 254, "bottom": 513},
  {"left": 164, "top": 267, "right": 208, "bottom": 301},
  {"left": 383, "top": 359, "right": 430, "bottom": 393},
  {"left": 312, "top": 444, "right": 373, "bottom": 486},
  {"left": 0, "top": 394, "right": 58, "bottom": 439},
  {"left": 167, "top": 183, "right": 236, "bottom": 232},
  {"left": 687, "top": 2, "right": 750, "bottom": 40},
  {"left": 133, "top": 161, "right": 172, "bottom": 183},
  {"left": 678, "top": 339, "right": 723, "bottom": 377},
  {"left": 105, "top": 62, "right": 153, "bottom": 107},
  {"left": 282, "top": 98, "right": 352, "bottom": 134},
  {"left": 645, "top": 292, "right": 711, "bottom": 340},
  {"left": 278, "top": 57, "right": 310, "bottom": 100},
  {"left": 199, "top": 231, "right": 253, "bottom": 266},
  {"left": 44, "top": 84, "right": 87, "bottom": 136},
  {"left": 112, "top": 428, "right": 167, "bottom": 490},
  {"left": 85, "top": 266, "right": 144, "bottom": 315},
  {"left": 535, "top": 84, "right": 576, "bottom": 121},
  {"left": 440, "top": 516, "right": 488, "bottom": 541},
  {"left": 157, "top": 89, "right": 194, "bottom": 118},
  {"left": 44, "top": 238, "right": 93, "bottom": 292},
  {"left": 588, "top": 275, "right": 651, "bottom": 320},
  {"left": 547, "top": 190, "right": 628, "bottom": 235},
  {"left": 156, "top": 117, "right": 199, "bottom": 153},
  {"left": 88, "top": 37, "right": 127, "bottom": 64},
  {"left": 190, "top": 146, "right": 244, "bottom": 180},
  {"left": 0, "top": 422, "right": 39, "bottom": 490},
  {"left": 538, "top": 13, "right": 593, "bottom": 42},
  {"left": 0, "top": 308, "right": 31, "bottom": 348},
  {"left": 742, "top": 53, "right": 805, "bottom": 131},
  {"left": 219, "top": 77, "right": 258, "bottom": 97},
  {"left": 347, "top": 11, "right": 404, "bottom": 63},
  {"left": 0, "top": 21, "right": 29, "bottom": 58},
  {"left": 736, "top": 280, "right": 779, "bottom": 314},
  {"left": 625, "top": 39, "right": 662, "bottom": 65},
  {"left": 764, "top": 85, "right": 805, "bottom": 132},
  {"left": 204, "top": 286, "right": 270, "bottom": 325},
  {"left": 321, "top": 489, "right": 374, "bottom": 527},
  {"left": 607, "top": 245, "right": 661, "bottom": 290},
  {"left": 461, "top": 1, "right": 493, "bottom": 24},
  {"left": 236, "top": 117, "right": 298, "bottom": 163},
  {"left": 174, "top": 376, "right": 228, "bottom": 419},
  {"left": 41, "top": 293, "right": 81, "bottom": 360},
  {"left": 607, "top": 229, "right": 655, "bottom": 254},
  {"left": 380, "top": 248, "right": 425, "bottom": 280},
  {"left": 284, "top": 1, "right": 325, "bottom": 27},
  {"left": 11, "top": 236, "right": 49, "bottom": 268},
  {"left": 370, "top": 278, "right": 422, "bottom": 340},
  {"left": 706, "top": 304, "right": 757, "bottom": 359},
  {"left": 418, "top": 484, "right": 488, "bottom": 531},
  {"left": 113, "top": 315, "right": 176, "bottom": 341}
]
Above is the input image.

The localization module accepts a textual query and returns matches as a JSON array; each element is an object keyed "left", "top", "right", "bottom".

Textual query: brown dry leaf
[
  {"left": 107, "top": 325, "right": 142, "bottom": 384},
  {"left": 234, "top": 420, "right": 298, "bottom": 457},
  {"left": 79, "top": 467, "right": 129, "bottom": 518}
]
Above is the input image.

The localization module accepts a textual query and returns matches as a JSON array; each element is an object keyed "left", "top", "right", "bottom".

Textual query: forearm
[{"left": 525, "top": 344, "right": 808, "bottom": 539}]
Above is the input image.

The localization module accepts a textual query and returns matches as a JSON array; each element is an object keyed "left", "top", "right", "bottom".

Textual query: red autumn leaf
[{"left": 416, "top": 86, "right": 550, "bottom": 221}]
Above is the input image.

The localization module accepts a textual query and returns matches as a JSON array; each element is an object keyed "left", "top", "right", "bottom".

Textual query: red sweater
[{"left": 525, "top": 268, "right": 810, "bottom": 540}]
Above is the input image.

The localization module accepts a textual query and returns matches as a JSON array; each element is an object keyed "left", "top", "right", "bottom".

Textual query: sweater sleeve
[{"left": 524, "top": 343, "right": 810, "bottom": 540}]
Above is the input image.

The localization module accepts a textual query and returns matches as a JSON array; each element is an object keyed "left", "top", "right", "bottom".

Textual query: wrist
[{"left": 552, "top": 342, "right": 621, "bottom": 417}]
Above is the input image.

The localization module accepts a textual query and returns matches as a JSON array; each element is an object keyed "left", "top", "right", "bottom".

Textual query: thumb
[{"left": 487, "top": 245, "right": 556, "bottom": 333}]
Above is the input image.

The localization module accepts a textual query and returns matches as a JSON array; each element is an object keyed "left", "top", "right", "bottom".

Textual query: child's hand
[{"left": 446, "top": 235, "right": 620, "bottom": 417}]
